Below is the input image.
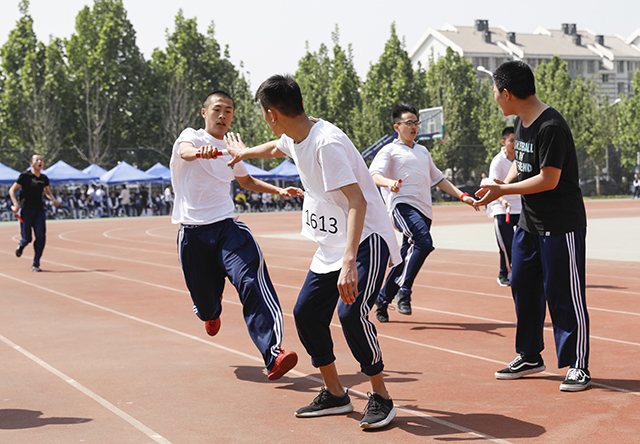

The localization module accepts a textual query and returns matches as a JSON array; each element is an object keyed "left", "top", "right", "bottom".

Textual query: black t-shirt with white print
[
  {"left": 16, "top": 171, "right": 49, "bottom": 209},
  {"left": 514, "top": 107, "right": 586, "bottom": 236}
]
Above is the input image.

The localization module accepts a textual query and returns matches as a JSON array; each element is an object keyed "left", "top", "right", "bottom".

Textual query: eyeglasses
[{"left": 398, "top": 120, "right": 420, "bottom": 127}]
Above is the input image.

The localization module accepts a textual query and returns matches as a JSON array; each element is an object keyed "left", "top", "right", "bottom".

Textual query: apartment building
[{"left": 409, "top": 20, "right": 640, "bottom": 100}]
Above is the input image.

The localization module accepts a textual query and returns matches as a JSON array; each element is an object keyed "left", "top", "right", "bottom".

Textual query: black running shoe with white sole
[
  {"left": 559, "top": 368, "right": 591, "bottom": 392},
  {"left": 360, "top": 392, "right": 396, "bottom": 429},
  {"left": 495, "top": 354, "right": 545, "bottom": 380},
  {"left": 295, "top": 387, "right": 354, "bottom": 417}
]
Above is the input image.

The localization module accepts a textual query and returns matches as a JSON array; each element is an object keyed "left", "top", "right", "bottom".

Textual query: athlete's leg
[
  {"left": 390, "top": 204, "right": 433, "bottom": 290},
  {"left": 540, "top": 229, "right": 589, "bottom": 369},
  {"left": 32, "top": 208, "right": 47, "bottom": 267},
  {"left": 338, "top": 234, "right": 389, "bottom": 376},
  {"left": 494, "top": 213, "right": 519, "bottom": 278},
  {"left": 511, "top": 227, "right": 546, "bottom": 357},
  {"left": 221, "top": 220, "right": 286, "bottom": 371},
  {"left": 293, "top": 269, "right": 340, "bottom": 368},
  {"left": 178, "top": 224, "right": 225, "bottom": 322},
  {"left": 19, "top": 207, "right": 35, "bottom": 248}
]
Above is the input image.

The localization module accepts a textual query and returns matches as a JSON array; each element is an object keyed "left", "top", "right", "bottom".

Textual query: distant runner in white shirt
[
  {"left": 170, "top": 90, "right": 302, "bottom": 381},
  {"left": 369, "top": 103, "right": 477, "bottom": 323},
  {"left": 482, "top": 126, "right": 522, "bottom": 287},
  {"left": 224, "top": 75, "right": 400, "bottom": 430}
]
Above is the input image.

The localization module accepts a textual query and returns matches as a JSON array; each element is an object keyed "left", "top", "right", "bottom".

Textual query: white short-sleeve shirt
[
  {"left": 170, "top": 128, "right": 248, "bottom": 225},
  {"left": 484, "top": 147, "right": 522, "bottom": 218},
  {"left": 276, "top": 120, "right": 401, "bottom": 273},
  {"left": 369, "top": 139, "right": 444, "bottom": 221}
]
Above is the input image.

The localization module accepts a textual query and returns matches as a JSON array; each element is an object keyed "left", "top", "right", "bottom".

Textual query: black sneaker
[
  {"left": 396, "top": 287, "right": 412, "bottom": 315},
  {"left": 16, "top": 244, "right": 24, "bottom": 258},
  {"left": 495, "top": 354, "right": 546, "bottom": 380},
  {"left": 376, "top": 303, "right": 389, "bottom": 323},
  {"left": 31, "top": 265, "right": 42, "bottom": 272},
  {"left": 560, "top": 368, "right": 591, "bottom": 392},
  {"left": 497, "top": 275, "right": 510, "bottom": 287},
  {"left": 360, "top": 392, "right": 396, "bottom": 429},
  {"left": 295, "top": 387, "right": 354, "bottom": 417}
]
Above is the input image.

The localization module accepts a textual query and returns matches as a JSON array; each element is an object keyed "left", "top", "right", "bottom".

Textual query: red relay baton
[
  {"left": 506, "top": 208, "right": 510, "bottom": 224},
  {"left": 195, "top": 148, "right": 228, "bottom": 158}
]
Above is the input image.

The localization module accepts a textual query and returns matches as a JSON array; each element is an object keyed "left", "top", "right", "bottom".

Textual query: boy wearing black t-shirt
[
  {"left": 9, "top": 154, "right": 58, "bottom": 272},
  {"left": 474, "top": 61, "right": 590, "bottom": 392}
]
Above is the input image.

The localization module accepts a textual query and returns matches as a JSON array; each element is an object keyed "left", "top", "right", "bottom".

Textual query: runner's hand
[{"left": 337, "top": 259, "right": 358, "bottom": 305}]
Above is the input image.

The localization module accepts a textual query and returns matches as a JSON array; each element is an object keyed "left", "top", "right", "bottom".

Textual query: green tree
[
  {"left": 353, "top": 23, "right": 427, "bottom": 151},
  {"left": 150, "top": 11, "right": 245, "bottom": 147},
  {"left": 0, "top": 0, "right": 70, "bottom": 166},
  {"left": 424, "top": 47, "right": 485, "bottom": 182},
  {"left": 615, "top": 71, "right": 640, "bottom": 176},
  {"left": 294, "top": 26, "right": 361, "bottom": 139},
  {"left": 66, "top": 0, "right": 147, "bottom": 166},
  {"left": 476, "top": 78, "right": 510, "bottom": 164}
]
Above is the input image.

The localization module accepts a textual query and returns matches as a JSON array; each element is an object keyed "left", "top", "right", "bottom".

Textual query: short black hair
[
  {"left": 255, "top": 75, "right": 305, "bottom": 117},
  {"left": 203, "top": 91, "right": 235, "bottom": 109},
  {"left": 493, "top": 60, "right": 535, "bottom": 100},
  {"left": 391, "top": 103, "right": 419, "bottom": 125},
  {"left": 502, "top": 126, "right": 515, "bottom": 139}
]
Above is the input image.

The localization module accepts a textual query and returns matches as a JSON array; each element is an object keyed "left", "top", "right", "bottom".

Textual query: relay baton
[
  {"left": 506, "top": 208, "right": 510, "bottom": 224},
  {"left": 16, "top": 208, "right": 23, "bottom": 224},
  {"left": 195, "top": 148, "right": 228, "bottom": 158}
]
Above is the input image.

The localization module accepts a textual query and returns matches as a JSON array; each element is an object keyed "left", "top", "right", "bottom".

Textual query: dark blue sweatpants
[
  {"left": 178, "top": 218, "right": 284, "bottom": 371},
  {"left": 378, "top": 203, "right": 434, "bottom": 304},
  {"left": 19, "top": 207, "right": 47, "bottom": 267},
  {"left": 511, "top": 227, "right": 589, "bottom": 369},
  {"left": 293, "top": 234, "right": 389, "bottom": 376},
  {"left": 493, "top": 213, "right": 520, "bottom": 278}
]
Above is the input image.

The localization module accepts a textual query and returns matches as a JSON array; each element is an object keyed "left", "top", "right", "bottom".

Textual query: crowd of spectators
[
  {"left": 2, "top": 182, "right": 303, "bottom": 221},
  {"left": 233, "top": 187, "right": 303, "bottom": 213}
]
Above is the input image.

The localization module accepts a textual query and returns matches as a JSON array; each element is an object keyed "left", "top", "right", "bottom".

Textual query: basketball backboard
[{"left": 418, "top": 106, "right": 444, "bottom": 140}]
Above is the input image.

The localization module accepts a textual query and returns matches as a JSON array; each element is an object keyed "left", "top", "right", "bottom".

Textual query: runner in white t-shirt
[
  {"left": 369, "top": 103, "right": 478, "bottom": 323},
  {"left": 170, "top": 90, "right": 302, "bottom": 381},
  {"left": 483, "top": 127, "right": 522, "bottom": 287},
  {"left": 224, "top": 75, "right": 400, "bottom": 430}
]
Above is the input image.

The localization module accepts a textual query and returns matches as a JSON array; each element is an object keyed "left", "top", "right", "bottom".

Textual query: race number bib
[{"left": 301, "top": 194, "right": 347, "bottom": 247}]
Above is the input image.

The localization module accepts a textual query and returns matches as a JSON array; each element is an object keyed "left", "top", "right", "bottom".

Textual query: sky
[{"left": 1, "top": 0, "right": 639, "bottom": 91}]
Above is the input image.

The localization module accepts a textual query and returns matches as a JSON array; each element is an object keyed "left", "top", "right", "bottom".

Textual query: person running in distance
[
  {"left": 224, "top": 75, "right": 402, "bottom": 429},
  {"left": 170, "top": 90, "right": 302, "bottom": 381},
  {"left": 10, "top": 154, "right": 59, "bottom": 272},
  {"left": 474, "top": 60, "right": 591, "bottom": 392},
  {"left": 369, "top": 103, "right": 478, "bottom": 323}
]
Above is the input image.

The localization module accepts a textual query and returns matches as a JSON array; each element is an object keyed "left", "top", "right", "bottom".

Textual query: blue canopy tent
[
  {"left": 269, "top": 159, "right": 300, "bottom": 180},
  {"left": 42, "top": 160, "right": 99, "bottom": 185},
  {"left": 0, "top": 162, "right": 20, "bottom": 185},
  {"left": 145, "top": 162, "right": 171, "bottom": 182},
  {"left": 241, "top": 162, "right": 275, "bottom": 180},
  {"left": 100, "top": 161, "right": 162, "bottom": 185},
  {"left": 83, "top": 164, "right": 108, "bottom": 178}
]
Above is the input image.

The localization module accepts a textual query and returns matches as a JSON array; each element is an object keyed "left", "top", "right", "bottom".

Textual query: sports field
[{"left": 1, "top": 199, "right": 639, "bottom": 443}]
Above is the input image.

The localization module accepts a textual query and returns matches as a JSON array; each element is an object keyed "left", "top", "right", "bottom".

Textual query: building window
[
  {"left": 587, "top": 60, "right": 596, "bottom": 73},
  {"left": 618, "top": 61, "right": 624, "bottom": 73},
  {"left": 568, "top": 60, "right": 583, "bottom": 72},
  {"left": 618, "top": 83, "right": 626, "bottom": 93},
  {"left": 602, "top": 74, "right": 609, "bottom": 83}
]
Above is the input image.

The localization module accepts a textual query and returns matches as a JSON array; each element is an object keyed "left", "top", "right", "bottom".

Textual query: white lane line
[
  {"left": 57, "top": 230, "right": 174, "bottom": 256},
  {"left": 0, "top": 333, "right": 173, "bottom": 444},
  {"left": 3, "top": 256, "right": 640, "bottom": 394},
  {"left": 0, "top": 272, "right": 512, "bottom": 442}
]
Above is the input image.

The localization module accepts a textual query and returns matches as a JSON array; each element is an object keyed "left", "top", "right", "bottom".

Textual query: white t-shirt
[
  {"left": 369, "top": 139, "right": 444, "bottom": 222},
  {"left": 484, "top": 147, "right": 522, "bottom": 218},
  {"left": 276, "top": 120, "right": 400, "bottom": 273},
  {"left": 170, "top": 128, "right": 248, "bottom": 225}
]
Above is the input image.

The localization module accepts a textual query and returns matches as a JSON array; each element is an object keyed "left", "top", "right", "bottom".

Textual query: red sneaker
[
  {"left": 205, "top": 318, "right": 221, "bottom": 336},
  {"left": 267, "top": 349, "right": 298, "bottom": 380}
]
